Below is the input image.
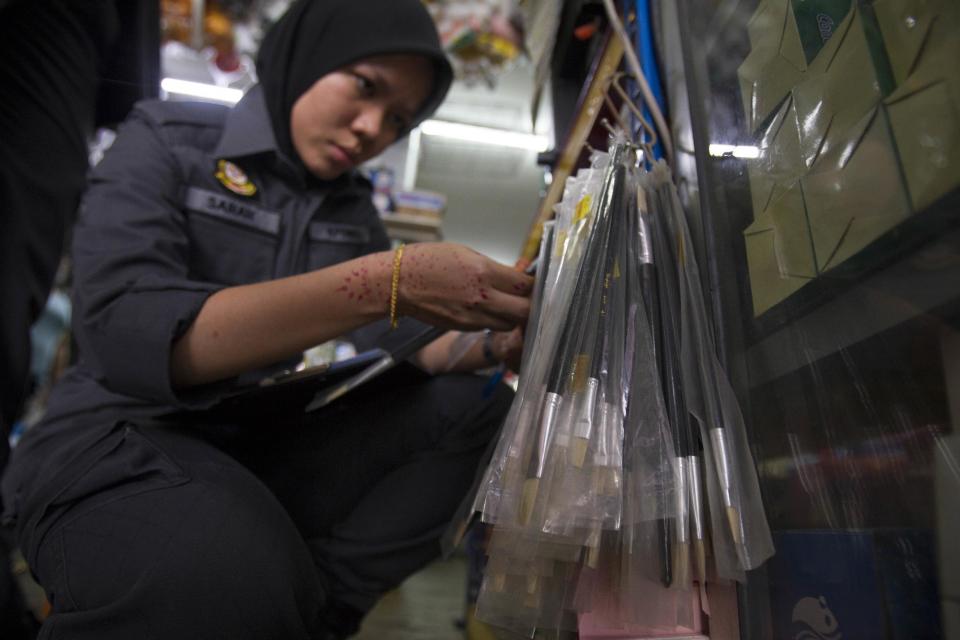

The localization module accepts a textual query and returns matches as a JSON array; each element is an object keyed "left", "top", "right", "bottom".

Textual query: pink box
[{"left": 578, "top": 585, "right": 704, "bottom": 639}]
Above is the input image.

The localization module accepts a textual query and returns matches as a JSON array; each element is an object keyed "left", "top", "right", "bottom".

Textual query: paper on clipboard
[{"left": 304, "top": 324, "right": 445, "bottom": 412}]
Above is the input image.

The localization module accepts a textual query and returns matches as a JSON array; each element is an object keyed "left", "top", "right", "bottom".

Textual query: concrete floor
[
  {"left": 355, "top": 556, "right": 470, "bottom": 640},
  {"left": 354, "top": 556, "right": 553, "bottom": 640}
]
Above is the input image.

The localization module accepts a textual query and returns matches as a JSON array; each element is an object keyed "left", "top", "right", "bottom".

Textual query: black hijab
[{"left": 256, "top": 0, "right": 453, "bottom": 169}]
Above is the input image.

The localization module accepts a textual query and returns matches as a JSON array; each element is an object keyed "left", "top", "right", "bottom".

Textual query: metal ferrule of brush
[
  {"left": 637, "top": 213, "right": 653, "bottom": 265},
  {"left": 709, "top": 427, "right": 735, "bottom": 508},
  {"left": 673, "top": 456, "right": 690, "bottom": 544},
  {"left": 532, "top": 392, "right": 563, "bottom": 479},
  {"left": 509, "top": 393, "right": 539, "bottom": 459},
  {"left": 573, "top": 377, "right": 599, "bottom": 440},
  {"left": 686, "top": 455, "right": 705, "bottom": 541},
  {"left": 598, "top": 402, "right": 623, "bottom": 510},
  {"left": 611, "top": 410, "right": 624, "bottom": 470},
  {"left": 553, "top": 388, "right": 576, "bottom": 448},
  {"left": 592, "top": 401, "right": 612, "bottom": 467}
]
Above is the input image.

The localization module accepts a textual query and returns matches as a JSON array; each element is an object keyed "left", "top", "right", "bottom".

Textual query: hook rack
[{"left": 600, "top": 71, "right": 659, "bottom": 165}]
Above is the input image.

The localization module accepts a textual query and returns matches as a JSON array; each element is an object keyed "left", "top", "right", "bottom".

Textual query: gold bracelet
[{"left": 389, "top": 243, "right": 405, "bottom": 329}]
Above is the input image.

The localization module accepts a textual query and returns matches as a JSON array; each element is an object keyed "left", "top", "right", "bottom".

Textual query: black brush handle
[
  {"left": 587, "top": 163, "right": 626, "bottom": 388},
  {"left": 649, "top": 210, "right": 691, "bottom": 458},
  {"left": 625, "top": 189, "right": 674, "bottom": 587},
  {"left": 545, "top": 155, "right": 625, "bottom": 394}
]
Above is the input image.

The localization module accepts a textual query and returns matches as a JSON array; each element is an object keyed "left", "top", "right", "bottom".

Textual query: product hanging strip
[{"left": 464, "top": 135, "right": 774, "bottom": 636}]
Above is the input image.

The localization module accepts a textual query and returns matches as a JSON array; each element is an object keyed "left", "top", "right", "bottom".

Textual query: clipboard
[
  {"left": 303, "top": 324, "right": 445, "bottom": 411},
  {"left": 202, "top": 322, "right": 446, "bottom": 418}
]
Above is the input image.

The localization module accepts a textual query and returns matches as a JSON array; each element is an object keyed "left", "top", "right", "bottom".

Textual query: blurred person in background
[{"left": 1, "top": 1, "right": 158, "bottom": 636}]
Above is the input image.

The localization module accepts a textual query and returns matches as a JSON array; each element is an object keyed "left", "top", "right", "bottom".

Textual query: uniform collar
[{"left": 213, "top": 85, "right": 280, "bottom": 160}]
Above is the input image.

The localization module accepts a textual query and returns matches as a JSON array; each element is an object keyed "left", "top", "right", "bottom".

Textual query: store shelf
[
  {"left": 380, "top": 211, "right": 443, "bottom": 243},
  {"left": 380, "top": 211, "right": 443, "bottom": 228}
]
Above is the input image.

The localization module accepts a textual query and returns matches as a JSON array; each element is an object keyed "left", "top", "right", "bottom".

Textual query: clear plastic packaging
[
  {"left": 472, "top": 151, "right": 610, "bottom": 528},
  {"left": 471, "top": 143, "right": 773, "bottom": 636},
  {"left": 649, "top": 160, "right": 776, "bottom": 580}
]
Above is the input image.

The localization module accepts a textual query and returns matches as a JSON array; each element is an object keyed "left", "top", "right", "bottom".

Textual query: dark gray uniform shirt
[{"left": 2, "top": 86, "right": 391, "bottom": 526}]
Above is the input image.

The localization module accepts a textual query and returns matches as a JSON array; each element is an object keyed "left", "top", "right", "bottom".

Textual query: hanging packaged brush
[
  {"left": 472, "top": 150, "right": 609, "bottom": 530},
  {"left": 648, "top": 161, "right": 775, "bottom": 581},
  {"left": 474, "top": 141, "right": 651, "bottom": 634},
  {"left": 470, "top": 141, "right": 774, "bottom": 638}
]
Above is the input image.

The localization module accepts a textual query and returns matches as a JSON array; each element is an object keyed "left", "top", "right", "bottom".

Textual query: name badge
[
  {"left": 309, "top": 222, "right": 370, "bottom": 244},
  {"left": 185, "top": 187, "right": 281, "bottom": 235}
]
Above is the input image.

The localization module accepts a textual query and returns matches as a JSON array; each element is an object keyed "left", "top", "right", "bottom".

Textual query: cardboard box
[
  {"left": 738, "top": 0, "right": 808, "bottom": 135},
  {"left": 768, "top": 530, "right": 886, "bottom": 638},
  {"left": 578, "top": 588, "right": 703, "bottom": 639},
  {"left": 744, "top": 182, "right": 817, "bottom": 316},
  {"left": 800, "top": 105, "right": 911, "bottom": 273},
  {"left": 737, "top": 0, "right": 960, "bottom": 315},
  {"left": 878, "top": 0, "right": 960, "bottom": 211},
  {"left": 767, "top": 530, "right": 943, "bottom": 639},
  {"left": 393, "top": 189, "right": 447, "bottom": 220}
]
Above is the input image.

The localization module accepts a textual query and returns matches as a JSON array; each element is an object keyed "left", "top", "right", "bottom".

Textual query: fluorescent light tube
[
  {"left": 420, "top": 119, "right": 550, "bottom": 152},
  {"left": 160, "top": 78, "right": 243, "bottom": 104},
  {"left": 708, "top": 144, "right": 760, "bottom": 159}
]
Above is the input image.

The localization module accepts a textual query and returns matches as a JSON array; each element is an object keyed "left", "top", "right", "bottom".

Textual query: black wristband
[{"left": 481, "top": 329, "right": 497, "bottom": 365}]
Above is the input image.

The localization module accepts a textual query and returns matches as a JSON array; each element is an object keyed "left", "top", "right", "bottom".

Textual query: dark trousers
[{"left": 19, "top": 367, "right": 511, "bottom": 639}]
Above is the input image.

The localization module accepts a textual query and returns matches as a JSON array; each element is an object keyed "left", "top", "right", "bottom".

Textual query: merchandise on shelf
[
  {"left": 459, "top": 140, "right": 773, "bottom": 637},
  {"left": 739, "top": 0, "right": 960, "bottom": 315}
]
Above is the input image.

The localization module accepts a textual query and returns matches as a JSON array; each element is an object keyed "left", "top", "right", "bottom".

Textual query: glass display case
[{"left": 666, "top": 0, "right": 959, "bottom": 637}]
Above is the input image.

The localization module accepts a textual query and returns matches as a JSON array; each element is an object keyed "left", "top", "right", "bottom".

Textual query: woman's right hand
[{"left": 396, "top": 242, "right": 533, "bottom": 331}]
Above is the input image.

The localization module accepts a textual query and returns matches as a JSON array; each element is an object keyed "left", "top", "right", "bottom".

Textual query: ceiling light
[
  {"left": 708, "top": 144, "right": 760, "bottom": 159},
  {"left": 160, "top": 78, "right": 243, "bottom": 104},
  {"left": 420, "top": 120, "right": 550, "bottom": 152}
]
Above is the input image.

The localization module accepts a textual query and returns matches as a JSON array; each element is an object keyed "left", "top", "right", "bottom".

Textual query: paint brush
[
  {"left": 648, "top": 200, "right": 694, "bottom": 589},
  {"left": 671, "top": 222, "right": 709, "bottom": 582},
  {"left": 518, "top": 228, "right": 594, "bottom": 525},
  {"left": 570, "top": 158, "right": 627, "bottom": 468},
  {"left": 633, "top": 186, "right": 675, "bottom": 587},
  {"left": 519, "top": 144, "right": 629, "bottom": 525},
  {"left": 584, "top": 219, "right": 630, "bottom": 568},
  {"left": 706, "top": 372, "right": 744, "bottom": 547}
]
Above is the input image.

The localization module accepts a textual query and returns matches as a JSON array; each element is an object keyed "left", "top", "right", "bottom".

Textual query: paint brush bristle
[{"left": 520, "top": 478, "right": 539, "bottom": 526}]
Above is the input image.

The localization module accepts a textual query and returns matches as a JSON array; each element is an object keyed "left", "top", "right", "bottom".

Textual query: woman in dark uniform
[{"left": 1, "top": 1, "right": 532, "bottom": 638}]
